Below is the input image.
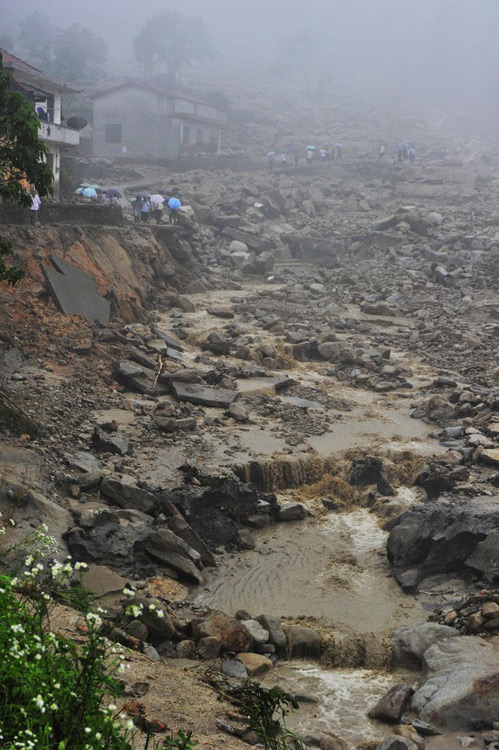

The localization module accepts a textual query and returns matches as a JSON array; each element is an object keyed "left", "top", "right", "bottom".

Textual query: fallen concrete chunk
[
  {"left": 41, "top": 255, "right": 110, "bottom": 325},
  {"left": 100, "top": 477, "right": 158, "bottom": 515},
  {"left": 172, "top": 382, "right": 238, "bottom": 408}
]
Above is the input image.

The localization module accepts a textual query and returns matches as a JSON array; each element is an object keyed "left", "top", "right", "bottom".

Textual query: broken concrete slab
[
  {"left": 41, "top": 255, "right": 110, "bottom": 325},
  {"left": 151, "top": 326, "right": 184, "bottom": 352},
  {"left": 172, "top": 381, "right": 238, "bottom": 408}
]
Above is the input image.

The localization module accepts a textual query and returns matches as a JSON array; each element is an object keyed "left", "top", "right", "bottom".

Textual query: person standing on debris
[
  {"left": 168, "top": 196, "right": 182, "bottom": 224},
  {"left": 293, "top": 150, "right": 299, "bottom": 167},
  {"left": 397, "top": 143, "right": 405, "bottom": 162},
  {"left": 334, "top": 143, "right": 344, "bottom": 161},
  {"left": 408, "top": 146, "right": 416, "bottom": 164},
  {"left": 140, "top": 196, "right": 151, "bottom": 223},
  {"left": 378, "top": 143, "right": 386, "bottom": 159},
  {"left": 151, "top": 198, "right": 164, "bottom": 223},
  {"left": 267, "top": 151, "right": 275, "bottom": 171},
  {"left": 131, "top": 195, "right": 142, "bottom": 222},
  {"left": 319, "top": 147, "right": 327, "bottom": 162},
  {"left": 29, "top": 189, "right": 41, "bottom": 225},
  {"left": 281, "top": 151, "right": 288, "bottom": 169},
  {"left": 306, "top": 149, "right": 313, "bottom": 163}
]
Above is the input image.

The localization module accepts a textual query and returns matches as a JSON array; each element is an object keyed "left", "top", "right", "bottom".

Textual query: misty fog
[{"left": 2, "top": 0, "right": 499, "bottom": 127}]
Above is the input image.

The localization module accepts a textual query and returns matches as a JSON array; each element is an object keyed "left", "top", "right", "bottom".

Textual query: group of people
[
  {"left": 131, "top": 195, "right": 182, "bottom": 224},
  {"left": 268, "top": 143, "right": 345, "bottom": 170},
  {"left": 268, "top": 140, "right": 417, "bottom": 170}
]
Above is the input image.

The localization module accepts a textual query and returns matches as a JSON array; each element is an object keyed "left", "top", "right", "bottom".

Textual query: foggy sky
[{"left": 2, "top": 0, "right": 499, "bottom": 116}]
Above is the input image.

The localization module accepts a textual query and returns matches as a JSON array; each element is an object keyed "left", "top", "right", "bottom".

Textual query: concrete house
[
  {"left": 92, "top": 81, "right": 227, "bottom": 160},
  {"left": 2, "top": 50, "right": 80, "bottom": 198}
]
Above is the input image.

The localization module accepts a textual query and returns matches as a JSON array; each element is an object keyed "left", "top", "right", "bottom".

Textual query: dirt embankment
[{"left": 1, "top": 224, "right": 195, "bottom": 323}]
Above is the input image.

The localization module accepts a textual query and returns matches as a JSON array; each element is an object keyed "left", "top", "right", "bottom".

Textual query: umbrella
[
  {"left": 266, "top": 151, "right": 276, "bottom": 157},
  {"left": 82, "top": 187, "right": 97, "bottom": 198},
  {"left": 168, "top": 197, "right": 181, "bottom": 210},
  {"left": 75, "top": 187, "right": 84, "bottom": 195},
  {"left": 80, "top": 182, "right": 93, "bottom": 188},
  {"left": 149, "top": 193, "right": 165, "bottom": 203},
  {"left": 106, "top": 188, "right": 122, "bottom": 198},
  {"left": 306, "top": 145, "right": 316, "bottom": 150}
]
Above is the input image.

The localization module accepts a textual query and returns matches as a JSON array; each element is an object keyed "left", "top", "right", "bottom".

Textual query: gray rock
[
  {"left": 255, "top": 251, "right": 275, "bottom": 275},
  {"left": 368, "top": 683, "right": 413, "bottom": 722},
  {"left": 65, "top": 451, "right": 102, "bottom": 473},
  {"left": 257, "top": 614, "right": 287, "bottom": 654},
  {"left": 146, "top": 529, "right": 203, "bottom": 583},
  {"left": 466, "top": 529, "right": 499, "bottom": 582},
  {"left": 176, "top": 640, "right": 195, "bottom": 658},
  {"left": 392, "top": 623, "right": 460, "bottom": 669},
  {"left": 168, "top": 514, "right": 216, "bottom": 567},
  {"left": 242, "top": 620, "right": 270, "bottom": 645},
  {"left": 172, "top": 382, "right": 237, "bottom": 408},
  {"left": 376, "top": 737, "right": 417, "bottom": 750},
  {"left": 100, "top": 477, "right": 158, "bottom": 515},
  {"left": 286, "top": 625, "right": 322, "bottom": 659},
  {"left": 228, "top": 402, "right": 249, "bottom": 422},
  {"left": 91, "top": 426, "right": 130, "bottom": 456},
  {"left": 278, "top": 502, "right": 307, "bottom": 521},
  {"left": 196, "top": 636, "right": 221, "bottom": 660},
  {"left": 387, "top": 499, "right": 499, "bottom": 592},
  {"left": 221, "top": 659, "right": 248, "bottom": 679},
  {"left": 411, "top": 636, "right": 499, "bottom": 729}
]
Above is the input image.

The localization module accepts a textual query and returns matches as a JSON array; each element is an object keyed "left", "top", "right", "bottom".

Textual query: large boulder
[
  {"left": 286, "top": 625, "right": 322, "bottom": 659},
  {"left": 368, "top": 683, "right": 413, "bottom": 723},
  {"left": 193, "top": 612, "right": 253, "bottom": 653},
  {"left": 392, "top": 623, "right": 460, "bottom": 669},
  {"left": 66, "top": 507, "right": 154, "bottom": 577},
  {"left": 146, "top": 529, "right": 203, "bottom": 583},
  {"left": 386, "top": 499, "right": 499, "bottom": 592},
  {"left": 411, "top": 636, "right": 499, "bottom": 729},
  {"left": 100, "top": 477, "right": 158, "bottom": 515},
  {"left": 236, "top": 652, "right": 273, "bottom": 677}
]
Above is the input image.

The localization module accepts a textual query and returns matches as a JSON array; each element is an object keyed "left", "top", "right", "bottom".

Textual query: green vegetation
[
  {"left": 0, "top": 238, "right": 23, "bottom": 286},
  {"left": 17, "top": 12, "right": 108, "bottom": 83},
  {"left": 0, "top": 51, "right": 53, "bottom": 207},
  {"left": 0, "top": 521, "right": 195, "bottom": 750},
  {"left": 133, "top": 10, "right": 213, "bottom": 81},
  {"left": 208, "top": 672, "right": 305, "bottom": 750}
]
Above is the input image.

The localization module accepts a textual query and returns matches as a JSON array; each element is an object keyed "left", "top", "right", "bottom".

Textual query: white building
[
  {"left": 2, "top": 50, "right": 80, "bottom": 198},
  {"left": 92, "top": 81, "right": 227, "bottom": 160}
]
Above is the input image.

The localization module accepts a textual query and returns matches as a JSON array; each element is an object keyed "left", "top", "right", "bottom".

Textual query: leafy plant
[
  {"left": 0, "top": 237, "right": 23, "bottom": 285},
  {"left": 207, "top": 672, "right": 305, "bottom": 750},
  {"left": 0, "top": 52, "right": 53, "bottom": 206},
  {"left": 0, "top": 520, "right": 196, "bottom": 750}
]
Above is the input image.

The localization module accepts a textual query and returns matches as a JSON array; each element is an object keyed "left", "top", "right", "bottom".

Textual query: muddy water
[
  {"left": 192, "top": 506, "right": 423, "bottom": 633},
  {"left": 261, "top": 663, "right": 406, "bottom": 746}
]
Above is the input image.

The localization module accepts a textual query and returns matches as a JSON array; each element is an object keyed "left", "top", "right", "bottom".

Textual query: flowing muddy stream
[{"left": 192, "top": 506, "right": 423, "bottom": 632}]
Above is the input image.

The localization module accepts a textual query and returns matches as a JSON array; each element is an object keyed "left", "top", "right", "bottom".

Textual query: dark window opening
[
  {"left": 182, "top": 126, "right": 190, "bottom": 146},
  {"left": 196, "top": 128, "right": 203, "bottom": 143},
  {"left": 105, "top": 124, "right": 122, "bottom": 143}
]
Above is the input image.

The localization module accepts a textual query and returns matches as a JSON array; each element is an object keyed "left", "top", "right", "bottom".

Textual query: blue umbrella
[
  {"left": 168, "top": 197, "right": 181, "bottom": 210},
  {"left": 306, "top": 145, "right": 316, "bottom": 150},
  {"left": 106, "top": 188, "right": 122, "bottom": 198},
  {"left": 75, "top": 187, "right": 84, "bottom": 194},
  {"left": 82, "top": 187, "right": 97, "bottom": 198}
]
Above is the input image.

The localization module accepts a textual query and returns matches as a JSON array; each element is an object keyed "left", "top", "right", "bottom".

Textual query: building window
[
  {"left": 182, "top": 126, "right": 190, "bottom": 146},
  {"left": 105, "top": 124, "right": 122, "bottom": 143},
  {"left": 196, "top": 128, "right": 203, "bottom": 144}
]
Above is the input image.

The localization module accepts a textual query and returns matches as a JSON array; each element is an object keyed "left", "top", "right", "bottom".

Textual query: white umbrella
[{"left": 150, "top": 194, "right": 165, "bottom": 203}]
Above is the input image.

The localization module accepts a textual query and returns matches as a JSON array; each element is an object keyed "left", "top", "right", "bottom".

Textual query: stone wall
[{"left": 0, "top": 203, "right": 124, "bottom": 226}]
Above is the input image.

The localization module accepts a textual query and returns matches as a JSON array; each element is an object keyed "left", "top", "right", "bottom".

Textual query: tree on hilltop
[{"left": 133, "top": 10, "right": 213, "bottom": 81}]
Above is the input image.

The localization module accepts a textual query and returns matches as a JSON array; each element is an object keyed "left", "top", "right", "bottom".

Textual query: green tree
[
  {"left": 133, "top": 10, "right": 213, "bottom": 81},
  {"left": 0, "top": 52, "right": 53, "bottom": 207},
  {"left": 18, "top": 11, "right": 56, "bottom": 71},
  {"left": 51, "top": 24, "right": 108, "bottom": 82}
]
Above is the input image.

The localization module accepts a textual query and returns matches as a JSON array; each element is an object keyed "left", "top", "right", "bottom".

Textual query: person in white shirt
[{"left": 30, "top": 190, "right": 41, "bottom": 225}]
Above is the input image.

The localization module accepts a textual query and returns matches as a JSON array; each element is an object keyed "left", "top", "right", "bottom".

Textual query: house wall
[{"left": 93, "top": 87, "right": 181, "bottom": 159}]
